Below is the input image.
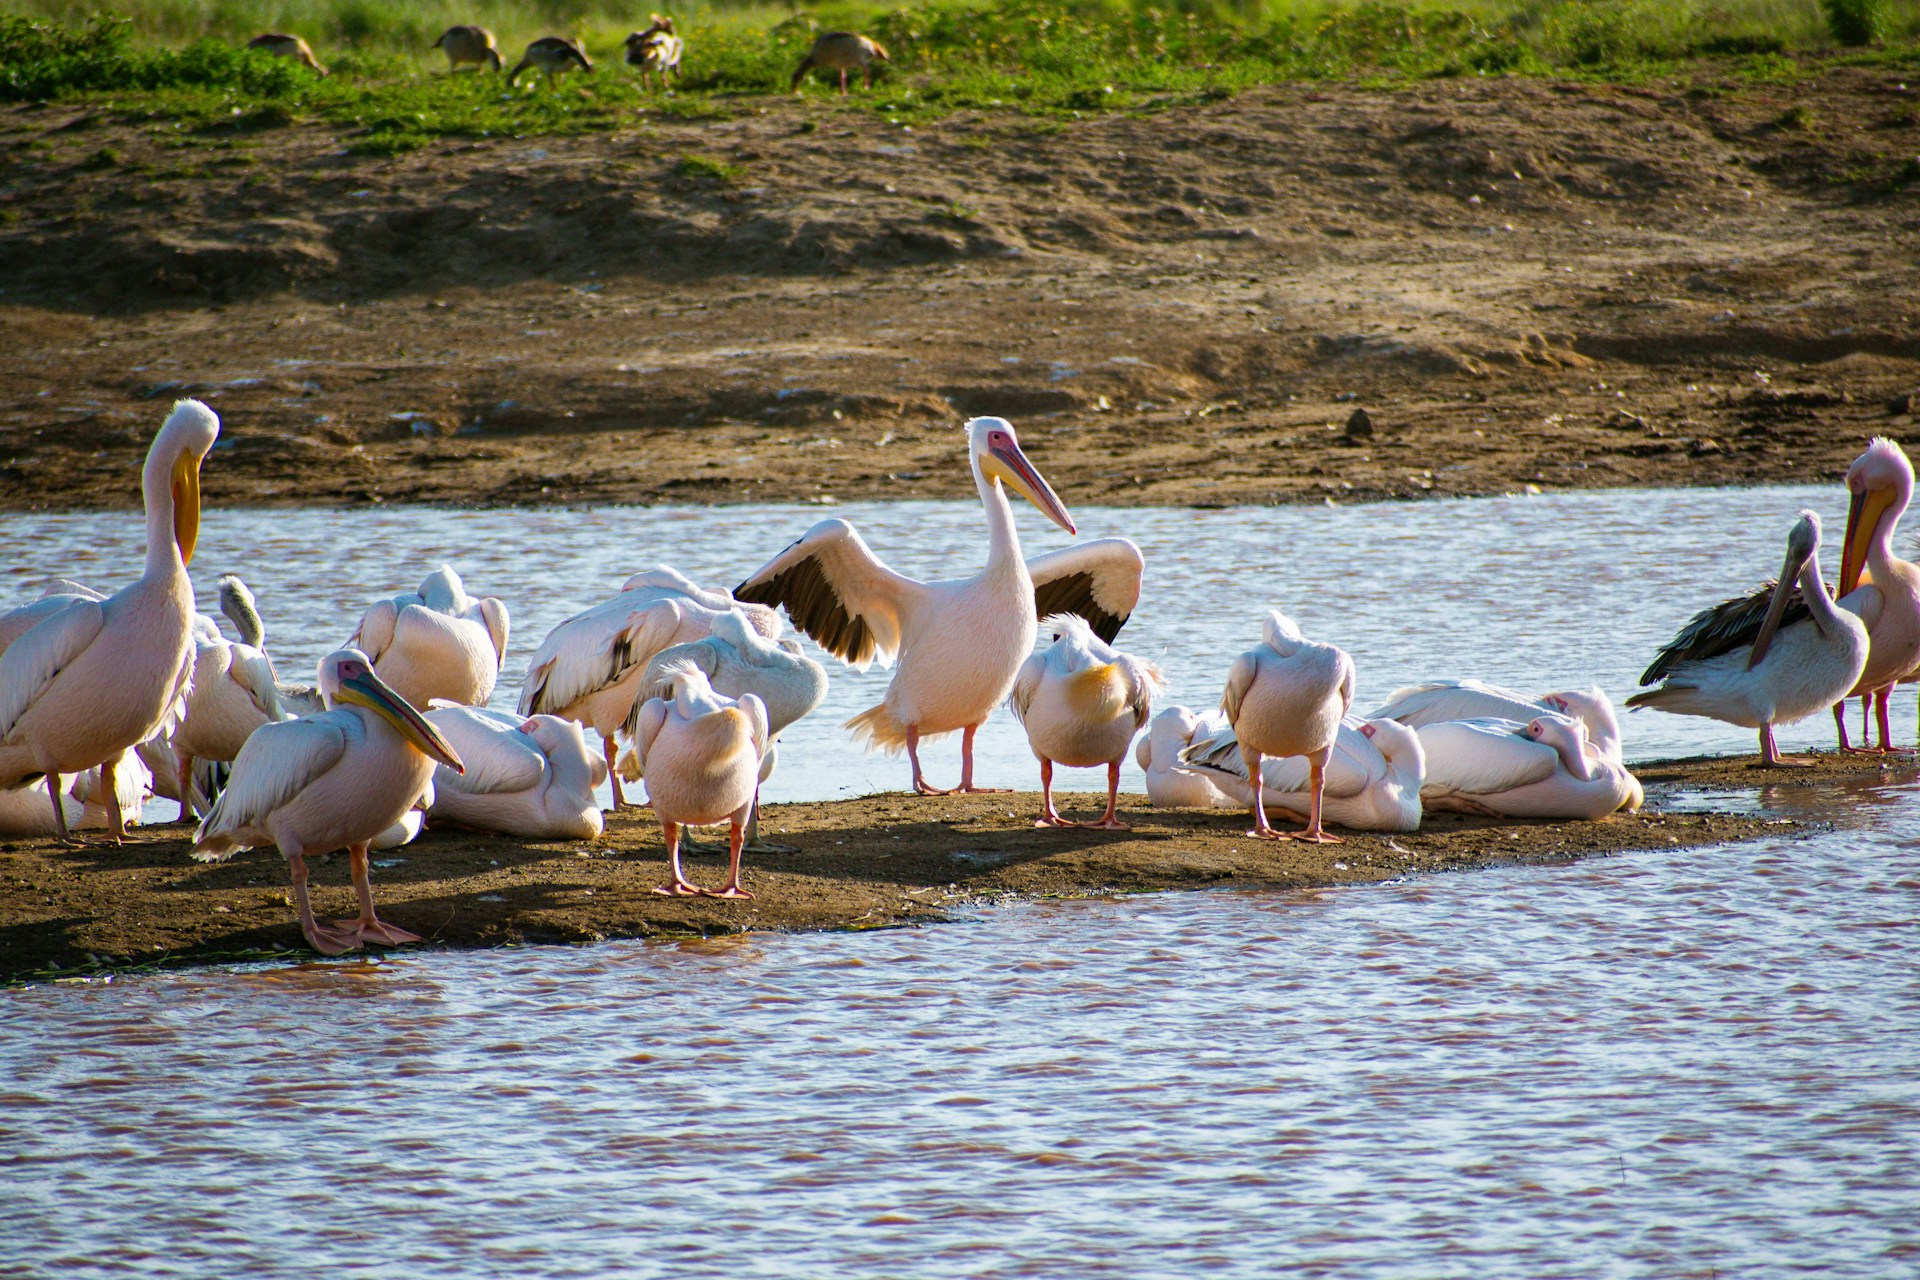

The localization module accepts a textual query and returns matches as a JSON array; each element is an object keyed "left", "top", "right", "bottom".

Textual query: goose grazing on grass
[
  {"left": 630, "top": 667, "right": 768, "bottom": 900},
  {"left": 424, "top": 706, "right": 607, "bottom": 840},
  {"left": 1177, "top": 714, "right": 1424, "bottom": 833},
  {"left": 1370, "top": 678, "right": 1625, "bottom": 764},
  {"left": 0, "top": 400, "right": 217, "bottom": 843},
  {"left": 349, "top": 564, "right": 508, "bottom": 710},
  {"left": 246, "top": 33, "right": 326, "bottom": 75},
  {"left": 1416, "top": 713, "right": 1642, "bottom": 820},
  {"left": 1136, "top": 706, "right": 1235, "bottom": 810},
  {"left": 1190, "top": 609, "right": 1354, "bottom": 842},
  {"left": 790, "top": 31, "right": 888, "bottom": 94},
  {"left": 1009, "top": 613, "right": 1161, "bottom": 830},
  {"left": 1628, "top": 510, "right": 1868, "bottom": 766},
  {"left": 624, "top": 16, "right": 682, "bottom": 89},
  {"left": 520, "top": 568, "right": 782, "bottom": 810},
  {"left": 1830, "top": 438, "right": 1920, "bottom": 752},
  {"left": 194, "top": 650, "right": 464, "bottom": 956},
  {"left": 508, "top": 37, "right": 593, "bottom": 87},
  {"left": 735, "top": 416, "right": 1144, "bottom": 795},
  {"left": 432, "top": 25, "right": 502, "bottom": 72}
]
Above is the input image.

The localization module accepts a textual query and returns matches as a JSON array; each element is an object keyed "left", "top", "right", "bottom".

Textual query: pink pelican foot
[
  {"left": 702, "top": 814, "right": 755, "bottom": 900},
  {"left": 1075, "top": 761, "right": 1131, "bottom": 831},
  {"left": 1242, "top": 748, "right": 1284, "bottom": 841},
  {"left": 1756, "top": 722, "right": 1814, "bottom": 769},
  {"left": 652, "top": 821, "right": 706, "bottom": 896},
  {"left": 1287, "top": 752, "right": 1345, "bottom": 844},
  {"left": 952, "top": 724, "right": 1009, "bottom": 794},
  {"left": 1033, "top": 759, "right": 1075, "bottom": 828},
  {"left": 289, "top": 853, "right": 361, "bottom": 955},
  {"left": 333, "top": 845, "right": 420, "bottom": 947}
]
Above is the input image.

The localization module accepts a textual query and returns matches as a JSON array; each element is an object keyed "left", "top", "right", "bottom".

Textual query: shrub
[{"left": 1821, "top": 0, "right": 1887, "bottom": 47}]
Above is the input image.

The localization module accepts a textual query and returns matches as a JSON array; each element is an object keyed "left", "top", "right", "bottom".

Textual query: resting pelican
[
  {"left": 1417, "top": 713, "right": 1642, "bottom": 819},
  {"left": 0, "top": 753, "right": 152, "bottom": 836},
  {"left": 424, "top": 706, "right": 607, "bottom": 840},
  {"left": 628, "top": 606, "right": 828, "bottom": 851},
  {"left": 0, "top": 400, "right": 216, "bottom": 842},
  {"left": 1830, "top": 438, "right": 1920, "bottom": 751},
  {"left": 630, "top": 667, "right": 768, "bottom": 899},
  {"left": 1176, "top": 714, "right": 1424, "bottom": 832},
  {"left": 349, "top": 565, "right": 508, "bottom": 709},
  {"left": 736, "top": 416, "right": 1144, "bottom": 794},
  {"left": 1628, "top": 510, "right": 1868, "bottom": 766},
  {"left": 1136, "top": 706, "right": 1236, "bottom": 810},
  {"left": 1370, "top": 679, "right": 1625, "bottom": 764},
  {"left": 194, "top": 649, "right": 464, "bottom": 955},
  {"left": 1194, "top": 609, "right": 1354, "bottom": 842},
  {"left": 520, "top": 568, "right": 782, "bottom": 809},
  {"left": 1009, "top": 613, "right": 1161, "bottom": 829}
]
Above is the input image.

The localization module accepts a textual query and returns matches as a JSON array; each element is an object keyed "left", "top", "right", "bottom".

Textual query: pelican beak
[
  {"left": 1748, "top": 539, "right": 1813, "bottom": 671},
  {"left": 985, "top": 437, "right": 1076, "bottom": 535},
  {"left": 1840, "top": 485, "right": 1894, "bottom": 597},
  {"left": 171, "top": 449, "right": 202, "bottom": 565},
  {"left": 337, "top": 669, "right": 466, "bottom": 773}
]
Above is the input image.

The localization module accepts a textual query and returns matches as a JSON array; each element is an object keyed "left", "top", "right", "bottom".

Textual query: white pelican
[
  {"left": 1370, "top": 679, "right": 1625, "bottom": 764},
  {"left": 735, "top": 416, "right": 1144, "bottom": 794},
  {"left": 1194, "top": 609, "right": 1354, "bottom": 842},
  {"left": 164, "top": 609, "right": 285, "bottom": 821},
  {"left": 1416, "top": 713, "right": 1642, "bottom": 819},
  {"left": 1136, "top": 706, "right": 1236, "bottom": 810},
  {"left": 1831, "top": 438, "right": 1920, "bottom": 751},
  {"left": 218, "top": 574, "right": 325, "bottom": 715},
  {"left": 629, "top": 606, "right": 828, "bottom": 851},
  {"left": 1009, "top": 613, "right": 1161, "bottom": 829},
  {"left": 1176, "top": 714, "right": 1424, "bottom": 832},
  {"left": 424, "top": 705, "right": 607, "bottom": 840},
  {"left": 630, "top": 667, "right": 768, "bottom": 899},
  {"left": 193, "top": 649, "right": 464, "bottom": 955},
  {"left": 349, "top": 564, "right": 509, "bottom": 709},
  {"left": 520, "top": 568, "right": 782, "bottom": 809},
  {"left": 0, "top": 400, "right": 216, "bottom": 842},
  {"left": 1628, "top": 510, "right": 1868, "bottom": 766}
]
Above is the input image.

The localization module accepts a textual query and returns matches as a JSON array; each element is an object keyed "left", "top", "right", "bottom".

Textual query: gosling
[
  {"left": 624, "top": 16, "right": 683, "bottom": 90},
  {"left": 432, "top": 25, "right": 503, "bottom": 73},
  {"left": 508, "top": 36, "right": 593, "bottom": 88},
  {"left": 790, "top": 31, "right": 888, "bottom": 95},
  {"left": 1010, "top": 614, "right": 1162, "bottom": 830},
  {"left": 246, "top": 33, "right": 326, "bottom": 76}
]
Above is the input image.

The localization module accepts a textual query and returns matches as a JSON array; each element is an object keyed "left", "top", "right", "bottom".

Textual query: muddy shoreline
[{"left": 6, "top": 750, "right": 1909, "bottom": 984}]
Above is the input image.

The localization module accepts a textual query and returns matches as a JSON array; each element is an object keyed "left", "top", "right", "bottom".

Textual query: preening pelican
[
  {"left": 0, "top": 400, "right": 217, "bottom": 842},
  {"left": 1628, "top": 510, "right": 1868, "bottom": 766},
  {"left": 164, "top": 608, "right": 285, "bottom": 821},
  {"left": 1193, "top": 609, "right": 1354, "bottom": 842},
  {"left": 194, "top": 649, "right": 464, "bottom": 955},
  {"left": 736, "top": 416, "right": 1144, "bottom": 794},
  {"left": 1370, "top": 679, "right": 1625, "bottom": 764},
  {"left": 219, "top": 574, "right": 324, "bottom": 715},
  {"left": 1176, "top": 714, "right": 1424, "bottom": 832},
  {"left": 1009, "top": 613, "right": 1161, "bottom": 829},
  {"left": 1831, "top": 438, "right": 1920, "bottom": 751},
  {"left": 1416, "top": 713, "right": 1642, "bottom": 819},
  {"left": 628, "top": 606, "right": 828, "bottom": 851},
  {"left": 424, "top": 706, "right": 607, "bottom": 840},
  {"left": 520, "top": 568, "right": 782, "bottom": 809},
  {"left": 350, "top": 565, "right": 508, "bottom": 709},
  {"left": 1136, "top": 706, "right": 1235, "bottom": 810},
  {"left": 630, "top": 667, "right": 768, "bottom": 899}
]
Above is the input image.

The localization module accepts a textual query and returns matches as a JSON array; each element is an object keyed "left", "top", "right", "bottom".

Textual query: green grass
[{"left": 2, "top": 1, "right": 1918, "bottom": 142}]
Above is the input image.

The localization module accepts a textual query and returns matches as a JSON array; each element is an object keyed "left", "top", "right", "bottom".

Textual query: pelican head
[
  {"left": 1261, "top": 609, "right": 1307, "bottom": 651},
  {"left": 153, "top": 399, "right": 220, "bottom": 565},
  {"left": 1748, "top": 511, "right": 1822, "bottom": 671},
  {"left": 320, "top": 648, "right": 465, "bottom": 772},
  {"left": 967, "top": 416, "right": 1075, "bottom": 535},
  {"left": 1840, "top": 437, "right": 1914, "bottom": 595},
  {"left": 1525, "top": 713, "right": 1593, "bottom": 782}
]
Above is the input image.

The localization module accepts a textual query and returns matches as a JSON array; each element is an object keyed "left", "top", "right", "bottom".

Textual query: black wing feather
[
  {"left": 1639, "top": 581, "right": 1812, "bottom": 685},
  {"left": 735, "top": 550, "right": 877, "bottom": 667},
  {"left": 1032, "top": 570, "right": 1129, "bottom": 643}
]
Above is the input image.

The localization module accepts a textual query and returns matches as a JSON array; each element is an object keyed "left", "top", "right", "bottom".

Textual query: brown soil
[
  {"left": 2, "top": 67, "right": 1917, "bottom": 512},
  {"left": 10, "top": 748, "right": 1906, "bottom": 983}
]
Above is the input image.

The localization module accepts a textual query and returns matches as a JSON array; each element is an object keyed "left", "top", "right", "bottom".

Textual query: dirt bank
[
  {"left": 10, "top": 748, "right": 1910, "bottom": 983},
  {"left": 2, "top": 66, "right": 1917, "bottom": 512}
]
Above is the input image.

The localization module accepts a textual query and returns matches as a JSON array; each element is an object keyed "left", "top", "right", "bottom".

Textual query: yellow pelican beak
[
  {"left": 337, "top": 669, "right": 466, "bottom": 773},
  {"left": 1840, "top": 485, "right": 1895, "bottom": 597},
  {"left": 984, "top": 437, "right": 1076, "bottom": 535},
  {"left": 1748, "top": 533, "right": 1815, "bottom": 670},
  {"left": 171, "top": 450, "right": 202, "bottom": 565}
]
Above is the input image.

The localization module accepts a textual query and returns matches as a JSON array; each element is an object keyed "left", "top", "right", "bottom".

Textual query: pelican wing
[
  {"left": 1370, "top": 678, "right": 1537, "bottom": 726},
  {"left": 1640, "top": 581, "right": 1811, "bottom": 685},
  {"left": 193, "top": 713, "right": 352, "bottom": 857},
  {"left": 476, "top": 598, "right": 511, "bottom": 664},
  {"left": 1838, "top": 582, "right": 1885, "bottom": 634},
  {"left": 427, "top": 708, "right": 546, "bottom": 796},
  {"left": 1007, "top": 651, "right": 1046, "bottom": 727},
  {"left": 0, "top": 598, "right": 105, "bottom": 739},
  {"left": 631, "top": 697, "right": 668, "bottom": 774},
  {"left": 519, "top": 597, "right": 686, "bottom": 716},
  {"left": 1219, "top": 652, "right": 1258, "bottom": 726},
  {"left": 739, "top": 692, "right": 771, "bottom": 760},
  {"left": 226, "top": 645, "right": 284, "bottom": 722},
  {"left": 1026, "top": 538, "right": 1145, "bottom": 642},
  {"left": 734, "top": 519, "right": 919, "bottom": 669},
  {"left": 351, "top": 598, "right": 401, "bottom": 663},
  {"left": 1417, "top": 719, "right": 1556, "bottom": 795}
]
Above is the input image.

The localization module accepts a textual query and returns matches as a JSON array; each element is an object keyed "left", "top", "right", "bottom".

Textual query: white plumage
[
  {"left": 425, "top": 705, "right": 607, "bottom": 840},
  {"left": 1136, "top": 706, "right": 1235, "bottom": 810},
  {"left": 1177, "top": 714, "right": 1424, "bottom": 832},
  {"left": 1009, "top": 613, "right": 1160, "bottom": 829},
  {"left": 1370, "top": 679, "right": 1625, "bottom": 764},
  {"left": 631, "top": 667, "right": 769, "bottom": 899},
  {"left": 1830, "top": 437, "right": 1920, "bottom": 750},
  {"left": 1416, "top": 713, "right": 1642, "bottom": 820},
  {"left": 349, "top": 564, "right": 508, "bottom": 709}
]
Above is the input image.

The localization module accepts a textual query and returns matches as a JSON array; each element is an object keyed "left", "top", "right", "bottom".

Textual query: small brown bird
[
  {"left": 507, "top": 36, "right": 593, "bottom": 88},
  {"left": 790, "top": 31, "right": 888, "bottom": 95},
  {"left": 246, "top": 33, "right": 326, "bottom": 76},
  {"left": 431, "top": 25, "right": 503, "bottom": 73},
  {"left": 624, "top": 15, "right": 683, "bottom": 90}
]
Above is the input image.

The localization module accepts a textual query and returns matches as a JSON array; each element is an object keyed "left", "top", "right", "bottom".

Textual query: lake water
[{"left": 2, "top": 487, "right": 1916, "bottom": 1277}]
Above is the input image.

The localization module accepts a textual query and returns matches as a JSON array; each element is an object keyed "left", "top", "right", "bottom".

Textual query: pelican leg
[
  {"left": 1756, "top": 722, "right": 1814, "bottom": 769},
  {"left": 1076, "top": 760, "right": 1131, "bottom": 831},
  {"left": 604, "top": 735, "right": 630, "bottom": 810},
  {"left": 1288, "top": 749, "right": 1344, "bottom": 844},
  {"left": 335, "top": 844, "right": 420, "bottom": 946},
  {"left": 46, "top": 772, "right": 74, "bottom": 845},
  {"left": 742, "top": 798, "right": 797, "bottom": 854},
  {"left": 953, "top": 725, "right": 1009, "bottom": 794},
  {"left": 907, "top": 724, "right": 952, "bottom": 796},
  {"left": 1034, "top": 759, "right": 1073, "bottom": 828},
  {"left": 176, "top": 751, "right": 196, "bottom": 824},
  {"left": 1873, "top": 686, "right": 1911, "bottom": 753},
  {"left": 1833, "top": 701, "right": 1855, "bottom": 752},
  {"left": 1839, "top": 693, "right": 1883, "bottom": 754},
  {"left": 290, "top": 854, "right": 360, "bottom": 955},
  {"left": 1244, "top": 748, "right": 1281, "bottom": 840},
  {"left": 100, "top": 754, "right": 124, "bottom": 846},
  {"left": 652, "top": 820, "right": 704, "bottom": 896},
  {"left": 704, "top": 809, "right": 754, "bottom": 900}
]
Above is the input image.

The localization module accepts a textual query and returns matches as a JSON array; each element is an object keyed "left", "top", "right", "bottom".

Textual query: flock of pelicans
[{"left": 3, "top": 402, "right": 1916, "bottom": 956}]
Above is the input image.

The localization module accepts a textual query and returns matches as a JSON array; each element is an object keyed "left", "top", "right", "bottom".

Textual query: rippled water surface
[{"left": 4, "top": 488, "right": 1918, "bottom": 1276}]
